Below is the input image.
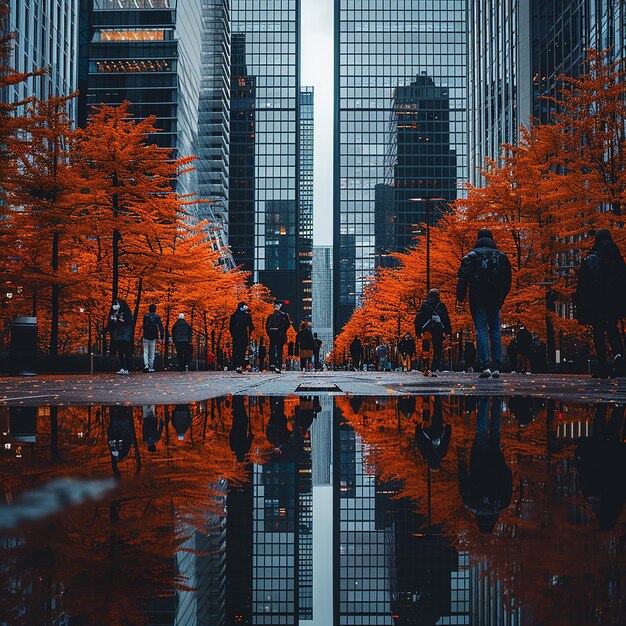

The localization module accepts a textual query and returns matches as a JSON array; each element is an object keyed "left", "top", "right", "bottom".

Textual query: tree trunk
[
  {"left": 50, "top": 231, "right": 59, "bottom": 358},
  {"left": 112, "top": 171, "right": 120, "bottom": 303},
  {"left": 132, "top": 277, "right": 143, "bottom": 335}
]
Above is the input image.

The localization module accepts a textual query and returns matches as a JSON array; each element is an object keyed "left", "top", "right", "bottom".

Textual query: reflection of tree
[
  {"left": 335, "top": 395, "right": 626, "bottom": 625},
  {"left": 0, "top": 400, "right": 250, "bottom": 625}
]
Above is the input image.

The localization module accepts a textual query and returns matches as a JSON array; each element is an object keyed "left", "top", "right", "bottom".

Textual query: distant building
[{"left": 312, "top": 246, "right": 334, "bottom": 354}]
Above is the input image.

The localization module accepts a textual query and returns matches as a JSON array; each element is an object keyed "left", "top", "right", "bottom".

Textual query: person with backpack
[
  {"left": 229, "top": 301, "right": 254, "bottom": 374},
  {"left": 573, "top": 229, "right": 626, "bottom": 378},
  {"left": 295, "top": 322, "right": 315, "bottom": 371},
  {"left": 171, "top": 313, "right": 193, "bottom": 372},
  {"left": 313, "top": 332, "right": 323, "bottom": 371},
  {"left": 265, "top": 301, "right": 292, "bottom": 373},
  {"left": 457, "top": 228, "right": 512, "bottom": 379},
  {"left": 142, "top": 304, "right": 164, "bottom": 373},
  {"left": 414, "top": 288, "right": 452, "bottom": 374}
]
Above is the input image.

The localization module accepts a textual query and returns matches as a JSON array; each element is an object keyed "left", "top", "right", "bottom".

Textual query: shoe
[
  {"left": 236, "top": 367, "right": 243, "bottom": 374},
  {"left": 479, "top": 369, "right": 492, "bottom": 379},
  {"left": 510, "top": 370, "right": 518, "bottom": 374},
  {"left": 185, "top": 365, "right": 189, "bottom": 371},
  {"left": 491, "top": 370, "right": 500, "bottom": 378},
  {"left": 143, "top": 366, "right": 149, "bottom": 373},
  {"left": 117, "top": 368, "right": 127, "bottom": 375},
  {"left": 431, "top": 372, "right": 438, "bottom": 377},
  {"left": 148, "top": 368, "right": 155, "bottom": 373},
  {"left": 274, "top": 366, "right": 282, "bottom": 373}
]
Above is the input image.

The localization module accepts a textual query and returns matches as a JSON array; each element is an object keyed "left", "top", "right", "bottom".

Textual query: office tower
[
  {"left": 334, "top": 0, "right": 467, "bottom": 332},
  {"left": 312, "top": 245, "right": 334, "bottom": 353},
  {"left": 5, "top": 0, "right": 78, "bottom": 112},
  {"left": 299, "top": 86, "right": 314, "bottom": 324},
  {"left": 467, "top": 0, "right": 626, "bottom": 185},
  {"left": 230, "top": 0, "right": 301, "bottom": 323}
]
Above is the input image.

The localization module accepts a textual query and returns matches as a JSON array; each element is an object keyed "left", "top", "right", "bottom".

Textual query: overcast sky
[{"left": 301, "top": 0, "right": 333, "bottom": 247}]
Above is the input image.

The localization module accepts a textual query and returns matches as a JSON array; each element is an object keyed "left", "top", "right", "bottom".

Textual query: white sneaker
[
  {"left": 491, "top": 370, "right": 501, "bottom": 378},
  {"left": 148, "top": 367, "right": 155, "bottom": 373},
  {"left": 117, "top": 368, "right": 129, "bottom": 375},
  {"left": 479, "top": 368, "right": 492, "bottom": 378}
]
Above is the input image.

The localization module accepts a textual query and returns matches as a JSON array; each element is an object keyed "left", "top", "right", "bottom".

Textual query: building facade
[
  {"left": 334, "top": 0, "right": 468, "bottom": 333},
  {"left": 229, "top": 0, "right": 302, "bottom": 324},
  {"left": 6, "top": 0, "right": 78, "bottom": 113},
  {"left": 467, "top": 0, "right": 626, "bottom": 185}
]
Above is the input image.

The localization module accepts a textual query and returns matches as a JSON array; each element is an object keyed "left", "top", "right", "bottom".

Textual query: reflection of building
[
  {"left": 230, "top": 0, "right": 301, "bottom": 324},
  {"left": 334, "top": 0, "right": 467, "bottom": 333},
  {"left": 312, "top": 246, "right": 334, "bottom": 354},
  {"left": 468, "top": 0, "right": 626, "bottom": 185},
  {"left": 298, "top": 87, "right": 314, "bottom": 324},
  {"left": 6, "top": 0, "right": 78, "bottom": 115},
  {"left": 378, "top": 75, "right": 457, "bottom": 260}
]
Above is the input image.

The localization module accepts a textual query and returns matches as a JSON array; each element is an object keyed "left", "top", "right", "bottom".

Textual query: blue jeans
[{"left": 471, "top": 306, "right": 502, "bottom": 370}]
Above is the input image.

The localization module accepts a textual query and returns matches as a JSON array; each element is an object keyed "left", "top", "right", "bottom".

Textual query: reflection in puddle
[{"left": 0, "top": 396, "right": 624, "bottom": 625}]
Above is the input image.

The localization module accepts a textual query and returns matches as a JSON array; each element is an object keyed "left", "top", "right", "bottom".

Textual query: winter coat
[
  {"left": 142, "top": 312, "right": 164, "bottom": 341},
  {"left": 414, "top": 295, "right": 452, "bottom": 337},
  {"left": 574, "top": 239, "right": 626, "bottom": 324},
  {"left": 295, "top": 328, "right": 315, "bottom": 353},
  {"left": 515, "top": 328, "right": 533, "bottom": 354},
  {"left": 109, "top": 310, "right": 134, "bottom": 343},
  {"left": 265, "top": 310, "right": 291, "bottom": 342},
  {"left": 398, "top": 335, "right": 416, "bottom": 356},
  {"left": 456, "top": 237, "right": 512, "bottom": 309},
  {"left": 171, "top": 318, "right": 193, "bottom": 343},
  {"left": 229, "top": 308, "right": 254, "bottom": 343}
]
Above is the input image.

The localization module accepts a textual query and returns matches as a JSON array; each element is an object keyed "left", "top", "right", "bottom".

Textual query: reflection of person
[
  {"left": 142, "top": 405, "right": 164, "bottom": 452},
  {"left": 398, "top": 395, "right": 416, "bottom": 419},
  {"left": 294, "top": 396, "right": 321, "bottom": 435},
  {"left": 575, "top": 404, "right": 626, "bottom": 530},
  {"left": 415, "top": 396, "right": 451, "bottom": 470},
  {"left": 230, "top": 396, "right": 253, "bottom": 462},
  {"left": 508, "top": 396, "right": 537, "bottom": 429},
  {"left": 171, "top": 405, "right": 192, "bottom": 441},
  {"left": 107, "top": 405, "right": 139, "bottom": 475},
  {"left": 458, "top": 396, "right": 512, "bottom": 533},
  {"left": 266, "top": 397, "right": 291, "bottom": 451}
]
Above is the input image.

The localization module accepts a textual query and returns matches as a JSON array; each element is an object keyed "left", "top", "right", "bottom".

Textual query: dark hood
[{"left": 475, "top": 237, "right": 497, "bottom": 250}]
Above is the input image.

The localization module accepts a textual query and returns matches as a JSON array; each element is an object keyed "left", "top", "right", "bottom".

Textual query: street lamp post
[{"left": 410, "top": 197, "right": 445, "bottom": 292}]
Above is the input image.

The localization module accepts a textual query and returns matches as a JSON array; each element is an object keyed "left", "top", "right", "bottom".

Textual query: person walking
[
  {"left": 258, "top": 339, "right": 267, "bottom": 371},
  {"left": 229, "top": 301, "right": 254, "bottom": 374},
  {"left": 313, "top": 332, "right": 323, "bottom": 371},
  {"left": 350, "top": 336, "right": 363, "bottom": 371},
  {"left": 457, "top": 228, "right": 512, "bottom": 379},
  {"left": 142, "top": 304, "right": 164, "bottom": 373},
  {"left": 574, "top": 229, "right": 626, "bottom": 378},
  {"left": 414, "top": 288, "right": 452, "bottom": 374},
  {"left": 464, "top": 340, "right": 477, "bottom": 373},
  {"left": 398, "top": 332, "right": 416, "bottom": 372},
  {"left": 171, "top": 313, "right": 193, "bottom": 372},
  {"left": 265, "top": 301, "right": 292, "bottom": 373},
  {"left": 108, "top": 298, "right": 134, "bottom": 375},
  {"left": 514, "top": 325, "right": 533, "bottom": 373},
  {"left": 295, "top": 322, "right": 315, "bottom": 371}
]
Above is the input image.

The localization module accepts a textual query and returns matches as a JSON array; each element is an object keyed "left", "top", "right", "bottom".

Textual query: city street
[{"left": 1, "top": 370, "right": 625, "bottom": 405}]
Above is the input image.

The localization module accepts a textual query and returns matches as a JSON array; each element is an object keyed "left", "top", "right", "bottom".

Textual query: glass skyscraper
[
  {"left": 334, "top": 0, "right": 468, "bottom": 332},
  {"left": 299, "top": 86, "right": 314, "bottom": 324},
  {"left": 6, "top": 0, "right": 78, "bottom": 114},
  {"left": 312, "top": 245, "right": 334, "bottom": 354},
  {"left": 230, "top": 0, "right": 302, "bottom": 324}
]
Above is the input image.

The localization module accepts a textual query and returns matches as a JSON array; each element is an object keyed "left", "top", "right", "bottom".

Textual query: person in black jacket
[
  {"left": 398, "top": 332, "right": 416, "bottom": 371},
  {"left": 350, "top": 336, "right": 363, "bottom": 371},
  {"left": 313, "top": 332, "right": 323, "bottom": 371},
  {"left": 457, "top": 228, "right": 512, "bottom": 379},
  {"left": 458, "top": 396, "right": 512, "bottom": 534},
  {"left": 229, "top": 301, "right": 254, "bottom": 373},
  {"left": 414, "top": 289, "right": 452, "bottom": 373},
  {"left": 107, "top": 298, "right": 134, "bottom": 375},
  {"left": 295, "top": 322, "right": 315, "bottom": 371},
  {"left": 142, "top": 304, "right": 164, "bottom": 373},
  {"left": 574, "top": 229, "right": 626, "bottom": 378},
  {"left": 265, "top": 301, "right": 292, "bottom": 373},
  {"left": 514, "top": 325, "right": 533, "bottom": 373},
  {"left": 171, "top": 313, "right": 193, "bottom": 372}
]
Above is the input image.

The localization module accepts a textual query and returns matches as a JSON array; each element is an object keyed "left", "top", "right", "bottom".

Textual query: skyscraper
[
  {"left": 229, "top": 0, "right": 302, "bottom": 324},
  {"left": 334, "top": 0, "right": 468, "bottom": 332},
  {"left": 312, "top": 245, "right": 334, "bottom": 353},
  {"left": 299, "top": 86, "right": 314, "bottom": 324},
  {"left": 6, "top": 0, "right": 78, "bottom": 112}
]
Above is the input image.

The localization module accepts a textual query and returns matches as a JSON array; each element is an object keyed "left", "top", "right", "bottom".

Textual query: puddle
[{"left": 0, "top": 395, "right": 624, "bottom": 625}]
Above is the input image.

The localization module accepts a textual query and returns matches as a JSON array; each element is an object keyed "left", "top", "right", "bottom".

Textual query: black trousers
[
  {"left": 269, "top": 339, "right": 285, "bottom": 370},
  {"left": 116, "top": 340, "right": 133, "bottom": 370},
  {"left": 431, "top": 334, "right": 444, "bottom": 371},
  {"left": 175, "top": 341, "right": 192, "bottom": 371},
  {"left": 232, "top": 338, "right": 248, "bottom": 369},
  {"left": 592, "top": 320, "right": 624, "bottom": 372}
]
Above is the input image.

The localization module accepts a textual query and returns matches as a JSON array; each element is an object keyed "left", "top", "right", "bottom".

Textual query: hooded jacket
[
  {"left": 229, "top": 308, "right": 254, "bottom": 343},
  {"left": 171, "top": 318, "right": 193, "bottom": 343},
  {"left": 414, "top": 294, "right": 452, "bottom": 337},
  {"left": 457, "top": 236, "right": 512, "bottom": 308}
]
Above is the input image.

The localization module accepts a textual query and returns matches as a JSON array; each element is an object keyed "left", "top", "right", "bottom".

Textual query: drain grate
[{"left": 295, "top": 383, "right": 343, "bottom": 392}]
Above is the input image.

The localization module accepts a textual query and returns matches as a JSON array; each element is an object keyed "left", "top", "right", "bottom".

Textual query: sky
[{"left": 301, "top": 0, "right": 333, "bottom": 247}]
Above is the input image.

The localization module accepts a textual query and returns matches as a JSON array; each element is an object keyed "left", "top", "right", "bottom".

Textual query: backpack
[
  {"left": 473, "top": 250, "right": 505, "bottom": 292},
  {"left": 144, "top": 313, "right": 159, "bottom": 339},
  {"left": 420, "top": 302, "right": 444, "bottom": 334}
]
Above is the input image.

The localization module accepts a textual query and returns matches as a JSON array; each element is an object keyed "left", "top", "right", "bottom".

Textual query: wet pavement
[
  {"left": 1, "top": 370, "right": 626, "bottom": 405},
  {"left": 1, "top": 393, "right": 624, "bottom": 625}
]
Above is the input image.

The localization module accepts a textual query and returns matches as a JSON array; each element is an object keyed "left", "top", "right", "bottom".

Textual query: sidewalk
[{"left": 1, "top": 370, "right": 625, "bottom": 406}]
